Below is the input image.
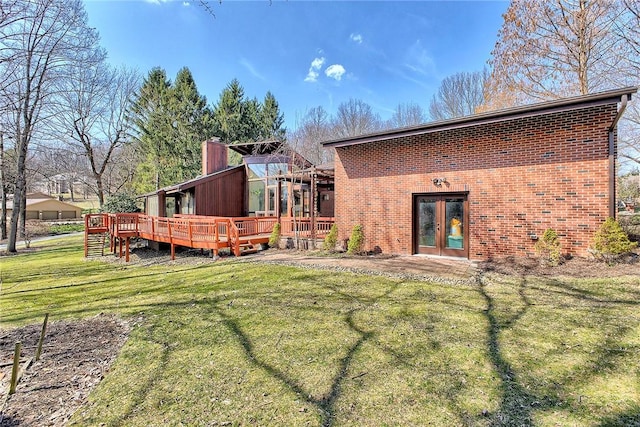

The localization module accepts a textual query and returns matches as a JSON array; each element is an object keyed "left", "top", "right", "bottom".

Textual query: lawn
[{"left": 1, "top": 236, "right": 639, "bottom": 426}]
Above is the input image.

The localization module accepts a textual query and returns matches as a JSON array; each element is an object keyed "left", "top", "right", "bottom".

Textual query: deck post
[
  {"left": 168, "top": 219, "right": 175, "bottom": 260},
  {"left": 310, "top": 166, "right": 317, "bottom": 248},
  {"left": 125, "top": 237, "right": 130, "bottom": 262},
  {"left": 84, "top": 215, "right": 89, "bottom": 257}
]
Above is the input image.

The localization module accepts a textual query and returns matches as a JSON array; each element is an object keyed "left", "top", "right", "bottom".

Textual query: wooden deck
[{"left": 84, "top": 213, "right": 334, "bottom": 262}]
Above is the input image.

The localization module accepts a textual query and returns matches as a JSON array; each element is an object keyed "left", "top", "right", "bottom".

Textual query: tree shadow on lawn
[
  {"left": 478, "top": 270, "right": 640, "bottom": 426},
  {"left": 477, "top": 272, "right": 556, "bottom": 425},
  {"left": 215, "top": 282, "right": 398, "bottom": 427}
]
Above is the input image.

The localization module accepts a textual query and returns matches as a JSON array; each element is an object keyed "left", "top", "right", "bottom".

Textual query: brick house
[{"left": 323, "top": 87, "right": 636, "bottom": 260}]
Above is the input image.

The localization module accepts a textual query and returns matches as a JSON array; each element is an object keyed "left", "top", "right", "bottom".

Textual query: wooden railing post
[{"left": 168, "top": 219, "right": 175, "bottom": 260}]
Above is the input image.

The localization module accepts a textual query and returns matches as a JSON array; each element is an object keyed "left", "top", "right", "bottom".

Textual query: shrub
[
  {"left": 590, "top": 217, "right": 638, "bottom": 263},
  {"left": 50, "top": 223, "right": 85, "bottom": 234},
  {"left": 534, "top": 228, "right": 562, "bottom": 266},
  {"left": 346, "top": 225, "right": 364, "bottom": 255},
  {"left": 323, "top": 224, "right": 338, "bottom": 252},
  {"left": 101, "top": 193, "right": 139, "bottom": 213},
  {"left": 268, "top": 223, "right": 281, "bottom": 248}
]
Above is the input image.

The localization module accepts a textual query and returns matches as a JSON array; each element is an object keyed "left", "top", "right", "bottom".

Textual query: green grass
[{"left": 1, "top": 236, "right": 639, "bottom": 426}]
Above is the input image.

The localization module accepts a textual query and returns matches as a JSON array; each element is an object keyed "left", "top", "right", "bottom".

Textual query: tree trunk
[
  {"left": 69, "top": 178, "right": 75, "bottom": 202},
  {"left": 20, "top": 186, "right": 26, "bottom": 237},
  {"left": 0, "top": 132, "right": 6, "bottom": 240},
  {"left": 96, "top": 174, "right": 104, "bottom": 207},
  {"left": 7, "top": 134, "right": 29, "bottom": 252}
]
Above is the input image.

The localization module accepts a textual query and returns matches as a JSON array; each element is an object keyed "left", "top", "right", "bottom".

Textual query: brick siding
[{"left": 333, "top": 104, "right": 618, "bottom": 260}]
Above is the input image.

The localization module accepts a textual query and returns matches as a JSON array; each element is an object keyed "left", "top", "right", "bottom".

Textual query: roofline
[
  {"left": 322, "top": 87, "right": 638, "bottom": 148},
  {"left": 137, "top": 165, "right": 246, "bottom": 197}
]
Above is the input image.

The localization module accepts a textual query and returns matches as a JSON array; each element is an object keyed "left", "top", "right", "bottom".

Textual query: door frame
[{"left": 412, "top": 192, "right": 469, "bottom": 258}]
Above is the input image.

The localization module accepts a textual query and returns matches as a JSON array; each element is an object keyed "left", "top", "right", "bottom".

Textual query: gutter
[{"left": 608, "top": 94, "right": 629, "bottom": 219}]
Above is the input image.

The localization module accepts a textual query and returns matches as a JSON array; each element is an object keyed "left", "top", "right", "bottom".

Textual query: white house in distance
[{"left": 6, "top": 192, "right": 83, "bottom": 220}]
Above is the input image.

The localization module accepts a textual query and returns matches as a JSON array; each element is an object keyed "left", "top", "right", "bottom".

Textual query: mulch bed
[{"left": 0, "top": 315, "right": 129, "bottom": 427}]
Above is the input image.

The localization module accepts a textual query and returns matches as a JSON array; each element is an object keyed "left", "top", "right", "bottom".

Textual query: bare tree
[
  {"left": 288, "top": 106, "right": 334, "bottom": 166},
  {"left": 333, "top": 98, "right": 382, "bottom": 138},
  {"left": 0, "top": 0, "right": 101, "bottom": 252},
  {"left": 429, "top": 70, "right": 489, "bottom": 120},
  {"left": 616, "top": 1, "right": 640, "bottom": 170},
  {"left": 54, "top": 64, "right": 139, "bottom": 206},
  {"left": 486, "top": 0, "right": 627, "bottom": 108},
  {"left": 387, "top": 102, "right": 426, "bottom": 128}
]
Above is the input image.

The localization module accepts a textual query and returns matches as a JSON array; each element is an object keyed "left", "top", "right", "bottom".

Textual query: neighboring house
[
  {"left": 31, "top": 174, "right": 91, "bottom": 199},
  {"left": 323, "top": 87, "right": 636, "bottom": 260},
  {"left": 6, "top": 193, "right": 83, "bottom": 220},
  {"left": 140, "top": 139, "right": 334, "bottom": 219}
]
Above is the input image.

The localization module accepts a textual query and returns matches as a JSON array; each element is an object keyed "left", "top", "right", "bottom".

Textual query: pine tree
[
  {"left": 129, "top": 67, "right": 214, "bottom": 193},
  {"left": 213, "top": 79, "right": 246, "bottom": 144},
  {"left": 260, "top": 91, "right": 286, "bottom": 140},
  {"left": 168, "top": 67, "right": 215, "bottom": 182},
  {"left": 129, "top": 67, "right": 172, "bottom": 192}
]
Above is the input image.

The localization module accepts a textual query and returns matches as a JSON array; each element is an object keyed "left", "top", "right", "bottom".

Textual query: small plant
[
  {"left": 346, "top": 224, "right": 365, "bottom": 255},
  {"left": 590, "top": 217, "right": 638, "bottom": 263},
  {"left": 534, "top": 228, "right": 562, "bottom": 266},
  {"left": 323, "top": 224, "right": 338, "bottom": 252},
  {"left": 268, "top": 223, "right": 281, "bottom": 248},
  {"left": 23, "top": 221, "right": 51, "bottom": 248}
]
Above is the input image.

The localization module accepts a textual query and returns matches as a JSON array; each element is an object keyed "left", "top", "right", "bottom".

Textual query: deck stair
[
  {"left": 85, "top": 231, "right": 107, "bottom": 257},
  {"left": 239, "top": 241, "right": 260, "bottom": 255}
]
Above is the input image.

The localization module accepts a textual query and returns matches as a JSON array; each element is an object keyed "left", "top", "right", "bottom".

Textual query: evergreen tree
[
  {"left": 168, "top": 67, "right": 214, "bottom": 182},
  {"left": 243, "top": 96, "right": 262, "bottom": 142},
  {"left": 213, "top": 79, "right": 246, "bottom": 144},
  {"left": 129, "top": 67, "right": 172, "bottom": 192},
  {"left": 212, "top": 79, "right": 286, "bottom": 163},
  {"left": 260, "top": 91, "right": 286, "bottom": 140},
  {"left": 129, "top": 67, "right": 214, "bottom": 193}
]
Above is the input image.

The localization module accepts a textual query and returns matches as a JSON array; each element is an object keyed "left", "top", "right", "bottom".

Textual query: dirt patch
[
  {"left": 479, "top": 252, "right": 640, "bottom": 278},
  {"left": 0, "top": 315, "right": 130, "bottom": 427}
]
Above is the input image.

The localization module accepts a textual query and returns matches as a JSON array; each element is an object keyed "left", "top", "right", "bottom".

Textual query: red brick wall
[{"left": 333, "top": 104, "right": 618, "bottom": 260}]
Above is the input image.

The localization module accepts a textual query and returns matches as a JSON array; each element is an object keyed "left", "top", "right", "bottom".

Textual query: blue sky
[{"left": 84, "top": 0, "right": 508, "bottom": 130}]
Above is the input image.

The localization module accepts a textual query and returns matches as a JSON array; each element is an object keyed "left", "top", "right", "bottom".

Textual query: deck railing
[
  {"left": 280, "top": 217, "right": 335, "bottom": 237},
  {"left": 84, "top": 213, "right": 335, "bottom": 260}
]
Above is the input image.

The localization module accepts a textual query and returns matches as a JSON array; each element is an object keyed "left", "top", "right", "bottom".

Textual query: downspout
[{"left": 608, "top": 94, "right": 629, "bottom": 219}]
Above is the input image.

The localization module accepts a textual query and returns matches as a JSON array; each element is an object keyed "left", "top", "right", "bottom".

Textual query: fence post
[
  {"left": 9, "top": 342, "right": 21, "bottom": 395},
  {"left": 35, "top": 313, "right": 49, "bottom": 361}
]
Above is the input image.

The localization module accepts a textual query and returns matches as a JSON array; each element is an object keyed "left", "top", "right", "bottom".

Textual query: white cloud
[
  {"left": 403, "top": 39, "right": 436, "bottom": 76},
  {"left": 182, "top": 1, "right": 190, "bottom": 6},
  {"left": 325, "top": 64, "right": 346, "bottom": 81},
  {"left": 240, "top": 58, "right": 265, "bottom": 81},
  {"left": 350, "top": 33, "right": 363, "bottom": 44},
  {"left": 311, "top": 57, "right": 325, "bottom": 69},
  {"left": 304, "top": 57, "right": 325, "bottom": 82}
]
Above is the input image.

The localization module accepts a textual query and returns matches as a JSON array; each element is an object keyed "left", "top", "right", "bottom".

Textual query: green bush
[
  {"left": 590, "top": 217, "right": 638, "bottom": 263},
  {"left": 101, "top": 193, "right": 139, "bottom": 213},
  {"left": 534, "top": 228, "right": 562, "bottom": 266},
  {"left": 50, "top": 223, "right": 85, "bottom": 234},
  {"left": 346, "top": 225, "right": 365, "bottom": 255},
  {"left": 268, "top": 223, "right": 281, "bottom": 248},
  {"left": 323, "top": 224, "right": 338, "bottom": 252}
]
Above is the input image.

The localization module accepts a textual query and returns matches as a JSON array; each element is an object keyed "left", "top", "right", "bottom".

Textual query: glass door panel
[
  {"left": 445, "top": 198, "right": 464, "bottom": 250},
  {"left": 418, "top": 198, "right": 437, "bottom": 248}
]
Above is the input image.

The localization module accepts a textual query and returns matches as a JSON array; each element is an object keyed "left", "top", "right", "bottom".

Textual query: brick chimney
[{"left": 202, "top": 138, "right": 228, "bottom": 175}]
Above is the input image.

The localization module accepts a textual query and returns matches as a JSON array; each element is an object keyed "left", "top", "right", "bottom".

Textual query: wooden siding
[{"left": 193, "top": 167, "right": 246, "bottom": 217}]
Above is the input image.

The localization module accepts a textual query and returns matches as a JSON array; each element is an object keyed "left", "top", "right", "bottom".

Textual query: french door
[{"left": 414, "top": 194, "right": 468, "bottom": 257}]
